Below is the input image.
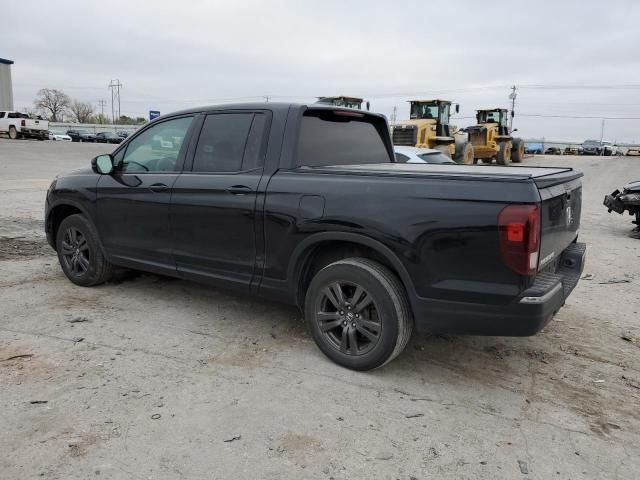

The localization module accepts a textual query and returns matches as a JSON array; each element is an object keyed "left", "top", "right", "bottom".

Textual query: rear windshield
[
  {"left": 417, "top": 152, "right": 453, "bottom": 163},
  {"left": 296, "top": 110, "right": 391, "bottom": 167}
]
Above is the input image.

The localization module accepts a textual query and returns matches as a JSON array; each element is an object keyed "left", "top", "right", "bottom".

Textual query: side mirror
[
  {"left": 92, "top": 154, "right": 113, "bottom": 175},
  {"left": 455, "top": 104, "right": 460, "bottom": 114},
  {"left": 512, "top": 128, "right": 518, "bottom": 133}
]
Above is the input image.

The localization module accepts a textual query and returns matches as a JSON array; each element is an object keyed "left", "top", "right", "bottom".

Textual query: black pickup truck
[{"left": 45, "top": 103, "right": 585, "bottom": 370}]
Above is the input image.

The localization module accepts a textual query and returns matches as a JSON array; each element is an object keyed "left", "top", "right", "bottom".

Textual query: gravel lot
[{"left": 1, "top": 139, "right": 639, "bottom": 479}]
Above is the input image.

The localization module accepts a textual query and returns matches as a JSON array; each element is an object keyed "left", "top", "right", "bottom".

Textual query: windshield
[
  {"left": 477, "top": 110, "right": 506, "bottom": 126},
  {"left": 410, "top": 103, "right": 439, "bottom": 120}
]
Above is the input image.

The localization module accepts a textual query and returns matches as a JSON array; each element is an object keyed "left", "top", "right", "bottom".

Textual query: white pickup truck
[{"left": 0, "top": 111, "right": 49, "bottom": 140}]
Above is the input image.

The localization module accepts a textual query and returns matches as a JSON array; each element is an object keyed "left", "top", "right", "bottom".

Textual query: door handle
[
  {"left": 226, "top": 185, "right": 253, "bottom": 195},
  {"left": 149, "top": 183, "right": 169, "bottom": 192}
]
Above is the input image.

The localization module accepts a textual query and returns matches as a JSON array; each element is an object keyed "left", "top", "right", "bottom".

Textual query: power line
[{"left": 518, "top": 113, "right": 640, "bottom": 120}]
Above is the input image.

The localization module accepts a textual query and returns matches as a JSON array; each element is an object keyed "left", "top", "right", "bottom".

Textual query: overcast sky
[{"left": 3, "top": 0, "right": 640, "bottom": 142}]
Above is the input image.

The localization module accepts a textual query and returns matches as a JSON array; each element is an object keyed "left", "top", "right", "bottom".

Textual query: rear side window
[
  {"left": 296, "top": 110, "right": 391, "bottom": 167},
  {"left": 192, "top": 113, "right": 267, "bottom": 172}
]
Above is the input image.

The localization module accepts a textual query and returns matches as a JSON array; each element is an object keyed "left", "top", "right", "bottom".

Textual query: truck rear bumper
[{"left": 412, "top": 242, "right": 586, "bottom": 336}]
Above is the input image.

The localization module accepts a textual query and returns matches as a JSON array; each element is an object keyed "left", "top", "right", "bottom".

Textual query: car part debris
[{"left": 604, "top": 180, "right": 640, "bottom": 229}]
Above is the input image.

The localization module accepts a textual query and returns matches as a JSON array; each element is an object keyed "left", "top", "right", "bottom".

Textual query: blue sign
[{"left": 149, "top": 110, "right": 161, "bottom": 120}]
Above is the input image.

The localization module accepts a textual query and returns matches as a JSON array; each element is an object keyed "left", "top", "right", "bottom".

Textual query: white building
[{"left": 0, "top": 58, "right": 14, "bottom": 111}]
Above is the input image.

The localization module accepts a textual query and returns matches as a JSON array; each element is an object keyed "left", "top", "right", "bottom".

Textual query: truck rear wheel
[
  {"left": 455, "top": 142, "right": 474, "bottom": 164},
  {"left": 434, "top": 144, "right": 452, "bottom": 158},
  {"left": 496, "top": 141, "right": 512, "bottom": 165},
  {"left": 8, "top": 126, "right": 18, "bottom": 140},
  {"left": 512, "top": 138, "right": 525, "bottom": 163},
  {"left": 304, "top": 258, "right": 413, "bottom": 371}
]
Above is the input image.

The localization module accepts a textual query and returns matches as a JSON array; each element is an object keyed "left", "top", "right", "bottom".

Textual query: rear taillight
[
  {"left": 21, "top": 119, "right": 26, "bottom": 127},
  {"left": 498, "top": 204, "right": 540, "bottom": 276}
]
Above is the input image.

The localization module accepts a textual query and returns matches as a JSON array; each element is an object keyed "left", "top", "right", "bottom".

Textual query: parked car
[
  {"left": 626, "top": 147, "right": 640, "bottom": 156},
  {"left": 582, "top": 140, "right": 618, "bottom": 156},
  {"left": 604, "top": 180, "right": 640, "bottom": 229},
  {"left": 545, "top": 147, "right": 562, "bottom": 155},
  {"left": 66, "top": 129, "right": 96, "bottom": 142},
  {"left": 49, "top": 131, "right": 72, "bottom": 141},
  {"left": 95, "top": 132, "right": 123, "bottom": 144},
  {"left": 0, "top": 111, "right": 49, "bottom": 140},
  {"left": 582, "top": 139, "right": 601, "bottom": 155},
  {"left": 563, "top": 147, "right": 579, "bottom": 155},
  {"left": 45, "top": 102, "right": 586, "bottom": 371},
  {"left": 117, "top": 131, "right": 129, "bottom": 139},
  {"left": 394, "top": 146, "right": 456, "bottom": 164},
  {"left": 525, "top": 143, "right": 543, "bottom": 154}
]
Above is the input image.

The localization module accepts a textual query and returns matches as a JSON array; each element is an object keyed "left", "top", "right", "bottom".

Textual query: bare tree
[
  {"left": 69, "top": 100, "right": 96, "bottom": 123},
  {"left": 33, "top": 88, "right": 71, "bottom": 122}
]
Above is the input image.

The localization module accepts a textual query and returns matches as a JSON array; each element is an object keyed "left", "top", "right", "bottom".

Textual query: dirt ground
[{"left": 1, "top": 139, "right": 639, "bottom": 479}]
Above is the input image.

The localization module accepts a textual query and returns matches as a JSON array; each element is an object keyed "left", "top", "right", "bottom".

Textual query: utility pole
[
  {"left": 599, "top": 118, "right": 605, "bottom": 156},
  {"left": 97, "top": 99, "right": 107, "bottom": 124},
  {"left": 264, "top": 95, "right": 271, "bottom": 103},
  {"left": 108, "top": 79, "right": 122, "bottom": 124},
  {"left": 508, "top": 85, "right": 517, "bottom": 130},
  {"left": 391, "top": 106, "right": 397, "bottom": 127}
]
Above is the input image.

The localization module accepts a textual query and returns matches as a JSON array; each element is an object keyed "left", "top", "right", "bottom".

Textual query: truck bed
[{"left": 312, "top": 163, "right": 582, "bottom": 187}]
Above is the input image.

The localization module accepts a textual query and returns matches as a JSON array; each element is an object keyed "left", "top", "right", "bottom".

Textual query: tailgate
[
  {"left": 28, "top": 119, "right": 47, "bottom": 131},
  {"left": 537, "top": 174, "right": 582, "bottom": 270}
]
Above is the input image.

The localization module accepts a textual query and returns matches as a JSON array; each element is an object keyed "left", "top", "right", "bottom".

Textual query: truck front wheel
[
  {"left": 496, "top": 141, "right": 512, "bottom": 165},
  {"left": 305, "top": 258, "right": 413, "bottom": 371},
  {"left": 511, "top": 138, "right": 525, "bottom": 163}
]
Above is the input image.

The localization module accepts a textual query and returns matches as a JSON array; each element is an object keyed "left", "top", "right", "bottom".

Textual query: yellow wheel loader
[
  {"left": 465, "top": 108, "right": 524, "bottom": 165},
  {"left": 316, "top": 96, "right": 370, "bottom": 111},
  {"left": 392, "top": 100, "right": 474, "bottom": 164}
]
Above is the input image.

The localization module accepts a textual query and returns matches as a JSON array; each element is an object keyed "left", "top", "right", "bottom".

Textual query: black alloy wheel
[
  {"left": 315, "top": 281, "right": 382, "bottom": 356},
  {"left": 305, "top": 258, "right": 413, "bottom": 370},
  {"left": 60, "top": 227, "right": 90, "bottom": 277},
  {"left": 55, "top": 214, "right": 113, "bottom": 286}
]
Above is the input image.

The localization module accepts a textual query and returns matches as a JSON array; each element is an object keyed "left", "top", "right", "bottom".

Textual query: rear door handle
[
  {"left": 149, "top": 183, "right": 169, "bottom": 192},
  {"left": 226, "top": 185, "right": 253, "bottom": 195}
]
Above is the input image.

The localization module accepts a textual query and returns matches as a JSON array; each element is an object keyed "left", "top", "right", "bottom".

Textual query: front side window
[
  {"left": 438, "top": 104, "right": 450, "bottom": 125},
  {"left": 192, "top": 113, "right": 266, "bottom": 172},
  {"left": 120, "top": 116, "right": 193, "bottom": 173}
]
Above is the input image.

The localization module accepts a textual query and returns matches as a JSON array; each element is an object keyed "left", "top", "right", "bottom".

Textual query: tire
[
  {"left": 496, "top": 141, "right": 512, "bottom": 165},
  {"left": 455, "top": 142, "right": 474, "bottom": 164},
  {"left": 434, "top": 144, "right": 452, "bottom": 158},
  {"left": 511, "top": 138, "right": 525, "bottom": 163},
  {"left": 56, "top": 214, "right": 113, "bottom": 287},
  {"left": 8, "top": 126, "right": 18, "bottom": 140},
  {"left": 304, "top": 258, "right": 413, "bottom": 371}
]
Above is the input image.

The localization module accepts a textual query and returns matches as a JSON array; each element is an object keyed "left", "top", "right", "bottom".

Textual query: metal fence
[{"left": 49, "top": 122, "right": 140, "bottom": 136}]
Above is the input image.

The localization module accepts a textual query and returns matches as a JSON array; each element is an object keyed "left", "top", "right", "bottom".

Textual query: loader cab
[
  {"left": 409, "top": 100, "right": 457, "bottom": 137},
  {"left": 476, "top": 109, "right": 510, "bottom": 135},
  {"left": 315, "top": 96, "right": 369, "bottom": 111}
]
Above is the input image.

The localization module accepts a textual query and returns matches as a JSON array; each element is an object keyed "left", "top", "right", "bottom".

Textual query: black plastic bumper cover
[{"left": 412, "top": 242, "right": 586, "bottom": 336}]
